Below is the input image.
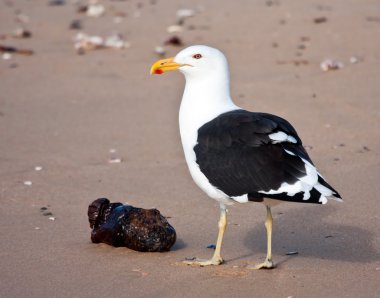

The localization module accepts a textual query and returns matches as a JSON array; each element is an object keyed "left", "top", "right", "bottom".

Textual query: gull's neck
[
  {"left": 179, "top": 72, "right": 239, "bottom": 129},
  {"left": 179, "top": 71, "right": 239, "bottom": 148}
]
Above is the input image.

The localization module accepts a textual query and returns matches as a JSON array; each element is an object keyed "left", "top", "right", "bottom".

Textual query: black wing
[{"left": 194, "top": 109, "right": 340, "bottom": 204}]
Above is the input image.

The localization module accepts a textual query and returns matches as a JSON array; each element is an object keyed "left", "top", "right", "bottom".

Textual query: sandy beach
[{"left": 1, "top": 0, "right": 380, "bottom": 297}]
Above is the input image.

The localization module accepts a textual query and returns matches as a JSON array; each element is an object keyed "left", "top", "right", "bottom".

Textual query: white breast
[{"left": 178, "top": 76, "right": 238, "bottom": 203}]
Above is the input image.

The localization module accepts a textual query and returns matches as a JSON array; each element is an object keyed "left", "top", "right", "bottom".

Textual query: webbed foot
[
  {"left": 247, "top": 259, "right": 275, "bottom": 270},
  {"left": 183, "top": 257, "right": 224, "bottom": 267}
]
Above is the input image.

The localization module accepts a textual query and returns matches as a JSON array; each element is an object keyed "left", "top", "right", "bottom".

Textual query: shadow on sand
[
  {"left": 171, "top": 238, "right": 187, "bottom": 251},
  {"left": 240, "top": 205, "right": 380, "bottom": 264}
]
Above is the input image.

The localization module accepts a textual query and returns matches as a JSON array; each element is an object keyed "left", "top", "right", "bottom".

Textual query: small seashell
[
  {"left": 286, "top": 251, "right": 299, "bottom": 255},
  {"left": 48, "top": 216, "right": 56, "bottom": 221},
  {"left": 88, "top": 35, "right": 103, "bottom": 46},
  {"left": 73, "top": 33, "right": 104, "bottom": 53},
  {"left": 320, "top": 59, "right": 343, "bottom": 71},
  {"left": 2, "top": 53, "right": 12, "bottom": 60},
  {"left": 176, "top": 8, "right": 195, "bottom": 25},
  {"left": 167, "top": 25, "right": 183, "bottom": 33},
  {"left": 34, "top": 166, "right": 43, "bottom": 171},
  {"left": 12, "top": 28, "right": 32, "bottom": 38},
  {"left": 154, "top": 46, "right": 166, "bottom": 56},
  {"left": 108, "top": 157, "right": 122, "bottom": 163},
  {"left": 86, "top": 4, "right": 105, "bottom": 17},
  {"left": 73, "top": 32, "right": 130, "bottom": 53},
  {"left": 16, "top": 13, "right": 30, "bottom": 24},
  {"left": 24, "top": 181, "right": 32, "bottom": 186},
  {"left": 132, "top": 268, "right": 148, "bottom": 277},
  {"left": 349, "top": 57, "right": 358, "bottom": 64},
  {"left": 104, "top": 34, "right": 130, "bottom": 49},
  {"left": 34, "top": 227, "right": 40, "bottom": 230},
  {"left": 349, "top": 56, "right": 362, "bottom": 64}
]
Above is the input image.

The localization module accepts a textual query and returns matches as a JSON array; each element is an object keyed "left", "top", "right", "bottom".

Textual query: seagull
[{"left": 150, "top": 45, "right": 342, "bottom": 269}]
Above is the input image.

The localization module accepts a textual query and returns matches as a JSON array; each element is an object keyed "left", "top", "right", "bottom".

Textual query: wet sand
[{"left": 1, "top": 0, "right": 379, "bottom": 297}]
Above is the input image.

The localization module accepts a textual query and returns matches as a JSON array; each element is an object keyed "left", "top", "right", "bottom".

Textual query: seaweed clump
[{"left": 88, "top": 198, "right": 176, "bottom": 252}]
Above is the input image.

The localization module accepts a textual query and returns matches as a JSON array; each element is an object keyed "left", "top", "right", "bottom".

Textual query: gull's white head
[
  {"left": 150, "top": 45, "right": 229, "bottom": 80},
  {"left": 151, "top": 45, "right": 237, "bottom": 140}
]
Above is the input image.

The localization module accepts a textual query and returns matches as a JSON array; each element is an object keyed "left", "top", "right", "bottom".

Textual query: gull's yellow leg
[
  {"left": 184, "top": 204, "right": 227, "bottom": 266},
  {"left": 248, "top": 205, "right": 275, "bottom": 269}
]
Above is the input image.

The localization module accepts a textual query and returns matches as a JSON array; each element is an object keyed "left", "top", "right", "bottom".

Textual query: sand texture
[{"left": 1, "top": 0, "right": 379, "bottom": 297}]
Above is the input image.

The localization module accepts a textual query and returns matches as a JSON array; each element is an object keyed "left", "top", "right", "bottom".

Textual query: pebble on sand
[
  {"left": 314, "top": 17, "right": 327, "bottom": 24},
  {"left": 164, "top": 36, "right": 183, "bottom": 46},
  {"left": 0, "top": 44, "right": 34, "bottom": 55},
  {"left": 48, "top": 0, "right": 65, "bottom": 6},
  {"left": 12, "top": 28, "right": 32, "bottom": 38},
  {"left": 69, "top": 20, "right": 83, "bottom": 30}
]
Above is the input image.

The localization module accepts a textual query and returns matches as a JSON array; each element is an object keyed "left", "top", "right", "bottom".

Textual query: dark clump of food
[{"left": 88, "top": 198, "right": 176, "bottom": 252}]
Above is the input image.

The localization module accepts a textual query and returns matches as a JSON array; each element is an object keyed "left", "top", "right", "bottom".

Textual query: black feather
[{"left": 194, "top": 110, "right": 338, "bottom": 204}]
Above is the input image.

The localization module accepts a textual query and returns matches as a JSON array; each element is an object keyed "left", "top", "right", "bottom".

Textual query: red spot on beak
[{"left": 155, "top": 69, "right": 163, "bottom": 74}]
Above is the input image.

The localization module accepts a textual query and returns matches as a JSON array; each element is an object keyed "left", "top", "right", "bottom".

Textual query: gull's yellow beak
[{"left": 150, "top": 57, "right": 181, "bottom": 75}]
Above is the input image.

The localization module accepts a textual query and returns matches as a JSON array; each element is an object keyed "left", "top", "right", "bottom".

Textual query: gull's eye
[{"left": 192, "top": 54, "right": 202, "bottom": 59}]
